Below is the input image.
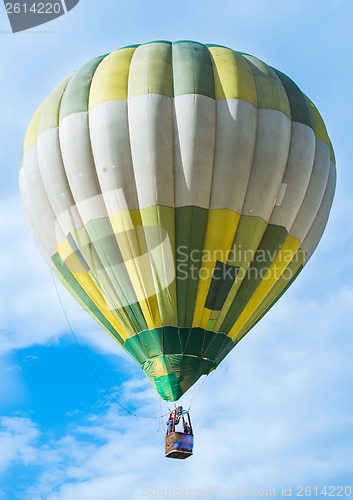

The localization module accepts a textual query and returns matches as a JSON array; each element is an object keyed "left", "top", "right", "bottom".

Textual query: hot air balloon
[{"left": 19, "top": 40, "right": 336, "bottom": 404}]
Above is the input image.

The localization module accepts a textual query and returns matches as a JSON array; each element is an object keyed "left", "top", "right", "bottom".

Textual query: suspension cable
[
  {"left": 187, "top": 373, "right": 210, "bottom": 411},
  {"left": 51, "top": 270, "right": 169, "bottom": 420}
]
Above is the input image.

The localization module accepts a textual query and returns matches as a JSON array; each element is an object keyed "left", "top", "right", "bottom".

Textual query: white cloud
[{"left": 0, "top": 416, "right": 40, "bottom": 472}]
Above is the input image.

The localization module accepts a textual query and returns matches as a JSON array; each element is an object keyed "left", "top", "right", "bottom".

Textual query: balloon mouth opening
[
  {"left": 142, "top": 354, "right": 216, "bottom": 402},
  {"left": 122, "top": 327, "right": 235, "bottom": 401}
]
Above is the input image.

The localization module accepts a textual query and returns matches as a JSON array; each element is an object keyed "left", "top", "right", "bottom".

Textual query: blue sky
[{"left": 1, "top": 0, "right": 353, "bottom": 498}]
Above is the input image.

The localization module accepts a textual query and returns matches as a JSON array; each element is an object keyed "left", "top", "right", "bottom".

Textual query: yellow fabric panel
[
  {"left": 89, "top": 47, "right": 137, "bottom": 109},
  {"left": 128, "top": 42, "right": 173, "bottom": 99},
  {"left": 305, "top": 96, "right": 330, "bottom": 146},
  {"left": 109, "top": 209, "right": 163, "bottom": 330},
  {"left": 55, "top": 239, "right": 130, "bottom": 340},
  {"left": 229, "top": 235, "right": 301, "bottom": 341},
  {"left": 213, "top": 216, "right": 268, "bottom": 332},
  {"left": 208, "top": 47, "right": 257, "bottom": 105},
  {"left": 148, "top": 356, "right": 168, "bottom": 377},
  {"left": 23, "top": 100, "right": 46, "bottom": 152},
  {"left": 192, "top": 209, "right": 240, "bottom": 329}
]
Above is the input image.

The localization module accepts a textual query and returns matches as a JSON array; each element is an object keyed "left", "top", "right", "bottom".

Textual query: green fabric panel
[
  {"left": 122, "top": 342, "right": 140, "bottom": 364},
  {"left": 142, "top": 40, "right": 172, "bottom": 46},
  {"left": 216, "top": 216, "right": 268, "bottom": 330},
  {"left": 126, "top": 327, "right": 234, "bottom": 362},
  {"left": 175, "top": 206, "right": 208, "bottom": 326},
  {"left": 206, "top": 319, "right": 217, "bottom": 331},
  {"left": 235, "top": 250, "right": 306, "bottom": 343},
  {"left": 142, "top": 354, "right": 215, "bottom": 401},
  {"left": 173, "top": 39, "right": 203, "bottom": 45},
  {"left": 184, "top": 328, "right": 204, "bottom": 357},
  {"left": 59, "top": 55, "right": 107, "bottom": 120},
  {"left": 120, "top": 44, "right": 141, "bottom": 49},
  {"left": 143, "top": 354, "right": 183, "bottom": 401},
  {"left": 150, "top": 327, "right": 163, "bottom": 353},
  {"left": 179, "top": 327, "right": 192, "bottom": 352},
  {"left": 134, "top": 335, "right": 148, "bottom": 361},
  {"left": 329, "top": 139, "right": 336, "bottom": 164},
  {"left": 139, "top": 206, "right": 177, "bottom": 327},
  {"left": 202, "top": 331, "right": 230, "bottom": 359},
  {"left": 221, "top": 224, "right": 288, "bottom": 333},
  {"left": 139, "top": 329, "right": 162, "bottom": 358},
  {"left": 272, "top": 69, "right": 315, "bottom": 130},
  {"left": 123, "top": 336, "right": 148, "bottom": 365},
  {"left": 128, "top": 42, "right": 173, "bottom": 99},
  {"left": 163, "top": 326, "right": 182, "bottom": 355},
  {"left": 205, "top": 43, "right": 231, "bottom": 49},
  {"left": 78, "top": 219, "right": 148, "bottom": 333},
  {"left": 240, "top": 53, "right": 291, "bottom": 118},
  {"left": 172, "top": 41, "right": 215, "bottom": 99},
  {"left": 205, "top": 261, "right": 239, "bottom": 311},
  {"left": 201, "top": 331, "right": 217, "bottom": 356},
  {"left": 51, "top": 253, "right": 124, "bottom": 346},
  {"left": 38, "top": 74, "right": 74, "bottom": 134},
  {"left": 215, "top": 339, "right": 235, "bottom": 366},
  {"left": 154, "top": 372, "right": 183, "bottom": 401}
]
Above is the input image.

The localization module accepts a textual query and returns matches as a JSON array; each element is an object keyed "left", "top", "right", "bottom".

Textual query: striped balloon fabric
[{"left": 20, "top": 41, "right": 336, "bottom": 401}]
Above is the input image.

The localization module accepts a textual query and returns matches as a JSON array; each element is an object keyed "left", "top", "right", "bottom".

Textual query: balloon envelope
[{"left": 20, "top": 41, "right": 336, "bottom": 401}]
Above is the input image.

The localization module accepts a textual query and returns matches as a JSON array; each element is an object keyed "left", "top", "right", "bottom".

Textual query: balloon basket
[{"left": 165, "top": 432, "right": 194, "bottom": 459}]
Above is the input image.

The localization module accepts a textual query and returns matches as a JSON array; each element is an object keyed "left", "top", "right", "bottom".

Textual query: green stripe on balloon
[
  {"left": 38, "top": 74, "right": 74, "bottom": 135},
  {"left": 59, "top": 55, "right": 108, "bottom": 120},
  {"left": 172, "top": 41, "right": 215, "bottom": 99},
  {"left": 272, "top": 68, "right": 315, "bottom": 130},
  {"left": 221, "top": 224, "right": 288, "bottom": 334},
  {"left": 175, "top": 206, "right": 208, "bottom": 327}
]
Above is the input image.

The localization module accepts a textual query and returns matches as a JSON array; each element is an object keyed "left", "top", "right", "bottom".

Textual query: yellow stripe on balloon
[
  {"left": 89, "top": 47, "right": 137, "bottom": 109},
  {"left": 23, "top": 100, "right": 46, "bottom": 152},
  {"left": 192, "top": 209, "right": 240, "bottom": 329},
  {"left": 208, "top": 46, "right": 257, "bottom": 105},
  {"left": 128, "top": 42, "right": 173, "bottom": 99},
  {"left": 109, "top": 209, "right": 162, "bottom": 330},
  {"left": 213, "top": 215, "right": 268, "bottom": 332}
]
